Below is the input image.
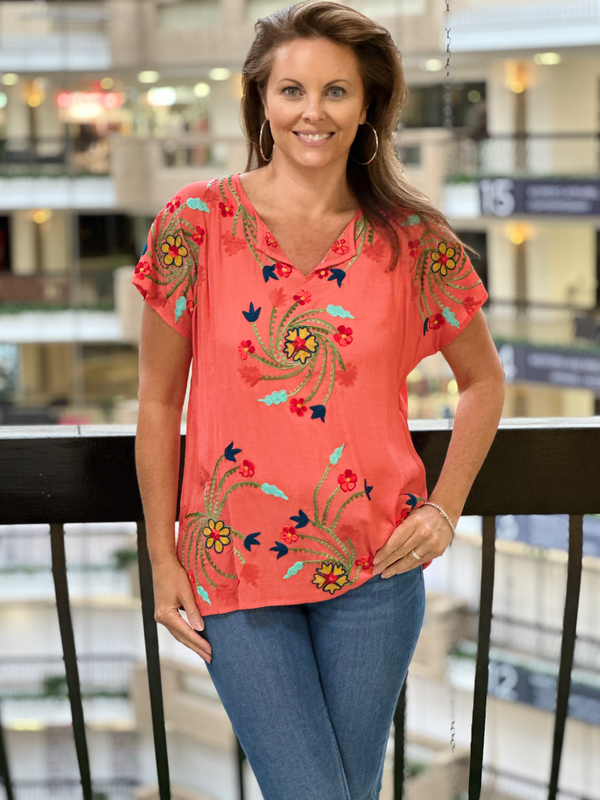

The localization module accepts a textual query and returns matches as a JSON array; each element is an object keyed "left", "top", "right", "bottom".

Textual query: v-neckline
[{"left": 232, "top": 172, "right": 364, "bottom": 280}]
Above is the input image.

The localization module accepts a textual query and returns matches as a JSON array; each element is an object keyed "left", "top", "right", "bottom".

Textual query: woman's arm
[
  {"left": 136, "top": 302, "right": 212, "bottom": 662},
  {"left": 373, "top": 309, "right": 505, "bottom": 575}
]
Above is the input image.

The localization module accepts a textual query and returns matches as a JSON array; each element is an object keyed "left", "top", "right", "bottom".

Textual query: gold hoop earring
[
  {"left": 350, "top": 121, "right": 379, "bottom": 165},
  {"left": 259, "top": 119, "right": 273, "bottom": 162}
]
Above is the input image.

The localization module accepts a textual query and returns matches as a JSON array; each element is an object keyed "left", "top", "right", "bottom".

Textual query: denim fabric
[{"left": 198, "top": 566, "right": 426, "bottom": 800}]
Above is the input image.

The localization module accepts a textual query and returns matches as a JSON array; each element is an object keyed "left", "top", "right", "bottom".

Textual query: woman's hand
[
  {"left": 152, "top": 558, "right": 213, "bottom": 664},
  {"left": 372, "top": 505, "right": 453, "bottom": 577}
]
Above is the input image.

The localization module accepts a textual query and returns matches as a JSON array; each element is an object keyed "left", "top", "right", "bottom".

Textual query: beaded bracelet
[{"left": 421, "top": 501, "right": 456, "bottom": 544}]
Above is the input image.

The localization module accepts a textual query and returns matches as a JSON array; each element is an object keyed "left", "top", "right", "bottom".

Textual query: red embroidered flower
[
  {"left": 463, "top": 296, "right": 478, "bottom": 314},
  {"left": 187, "top": 570, "right": 196, "bottom": 589},
  {"left": 240, "top": 459, "right": 254, "bottom": 478},
  {"left": 333, "top": 325, "right": 353, "bottom": 346},
  {"left": 332, "top": 238, "right": 350, "bottom": 255},
  {"left": 281, "top": 526, "right": 298, "bottom": 543},
  {"left": 408, "top": 239, "right": 421, "bottom": 257},
  {"left": 276, "top": 262, "right": 293, "bottom": 278},
  {"left": 293, "top": 289, "right": 311, "bottom": 306},
  {"left": 187, "top": 300, "right": 195, "bottom": 316},
  {"left": 238, "top": 339, "right": 255, "bottom": 360},
  {"left": 265, "top": 232, "right": 278, "bottom": 248},
  {"left": 335, "top": 363, "right": 358, "bottom": 387},
  {"left": 316, "top": 266, "right": 330, "bottom": 279},
  {"left": 219, "top": 200, "right": 234, "bottom": 217},
  {"left": 396, "top": 507, "right": 410, "bottom": 523},
  {"left": 429, "top": 313, "right": 446, "bottom": 330},
  {"left": 166, "top": 195, "right": 181, "bottom": 213},
  {"left": 338, "top": 469, "right": 357, "bottom": 492},
  {"left": 356, "top": 554, "right": 374, "bottom": 571},
  {"left": 290, "top": 397, "right": 307, "bottom": 417},
  {"left": 193, "top": 226, "right": 206, "bottom": 245},
  {"left": 135, "top": 260, "right": 151, "bottom": 277}
]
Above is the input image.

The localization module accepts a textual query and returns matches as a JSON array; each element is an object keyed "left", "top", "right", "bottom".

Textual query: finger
[
  {"left": 160, "top": 608, "right": 213, "bottom": 661},
  {"left": 373, "top": 523, "right": 414, "bottom": 568},
  {"left": 382, "top": 547, "right": 435, "bottom": 578},
  {"left": 180, "top": 592, "right": 205, "bottom": 632},
  {"left": 373, "top": 529, "right": 424, "bottom": 573}
]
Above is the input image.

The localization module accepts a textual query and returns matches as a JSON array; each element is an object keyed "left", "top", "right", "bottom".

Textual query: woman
[{"left": 133, "top": 1, "right": 505, "bottom": 797}]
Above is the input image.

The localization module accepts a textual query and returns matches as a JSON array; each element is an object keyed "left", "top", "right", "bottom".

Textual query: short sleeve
[
  {"left": 406, "top": 221, "right": 489, "bottom": 367},
  {"left": 132, "top": 191, "right": 206, "bottom": 340}
]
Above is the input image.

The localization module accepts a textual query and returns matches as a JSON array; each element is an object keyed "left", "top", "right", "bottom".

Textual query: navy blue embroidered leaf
[
  {"left": 244, "top": 532, "right": 261, "bottom": 551},
  {"left": 309, "top": 404, "right": 326, "bottom": 422},
  {"left": 423, "top": 317, "right": 429, "bottom": 335},
  {"left": 243, "top": 302, "right": 261, "bottom": 322},
  {"left": 290, "top": 509, "right": 309, "bottom": 529},
  {"left": 327, "top": 268, "right": 346, "bottom": 288},
  {"left": 404, "top": 493, "right": 419, "bottom": 509},
  {"left": 364, "top": 479, "right": 373, "bottom": 500},
  {"left": 141, "top": 242, "right": 148, "bottom": 256},
  {"left": 270, "top": 541, "right": 289, "bottom": 559},
  {"left": 262, "top": 264, "right": 279, "bottom": 283},
  {"left": 224, "top": 442, "right": 242, "bottom": 462}
]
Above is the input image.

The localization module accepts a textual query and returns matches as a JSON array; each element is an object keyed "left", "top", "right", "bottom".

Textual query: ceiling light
[
  {"left": 147, "top": 86, "right": 177, "bottom": 106},
  {"left": 421, "top": 59, "right": 443, "bottom": 72},
  {"left": 468, "top": 90, "right": 481, "bottom": 103},
  {"left": 138, "top": 70, "right": 160, "bottom": 84},
  {"left": 209, "top": 68, "right": 231, "bottom": 81},
  {"left": 0, "top": 93, "right": 7, "bottom": 109},
  {"left": 194, "top": 82, "right": 210, "bottom": 98},
  {"left": 100, "top": 77, "right": 114, "bottom": 89},
  {"left": 2, "top": 73, "right": 18, "bottom": 86},
  {"left": 534, "top": 52, "right": 561, "bottom": 66}
]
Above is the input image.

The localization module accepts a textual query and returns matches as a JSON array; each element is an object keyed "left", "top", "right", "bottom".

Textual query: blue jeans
[{"left": 198, "top": 566, "right": 426, "bottom": 800}]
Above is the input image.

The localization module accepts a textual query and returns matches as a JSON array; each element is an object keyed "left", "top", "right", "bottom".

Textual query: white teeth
[{"left": 297, "top": 133, "right": 331, "bottom": 140}]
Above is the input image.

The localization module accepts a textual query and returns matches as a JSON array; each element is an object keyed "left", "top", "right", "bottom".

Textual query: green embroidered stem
[
  {"left": 233, "top": 546, "right": 246, "bottom": 565},
  {"left": 313, "top": 462, "right": 333, "bottom": 523},
  {"left": 288, "top": 546, "right": 338, "bottom": 560},
  {"left": 296, "top": 532, "right": 345, "bottom": 561},
  {"left": 276, "top": 301, "right": 301, "bottom": 346},
  {"left": 320, "top": 342, "right": 337, "bottom": 405},
  {"left": 198, "top": 547, "right": 219, "bottom": 588},
  {"left": 214, "top": 466, "right": 242, "bottom": 506},
  {"left": 249, "top": 350, "right": 284, "bottom": 369},
  {"left": 259, "top": 368, "right": 305, "bottom": 382},
  {"left": 229, "top": 527, "right": 245, "bottom": 541},
  {"left": 331, "top": 491, "right": 365, "bottom": 531},
  {"left": 290, "top": 317, "right": 338, "bottom": 335},
  {"left": 321, "top": 484, "right": 341, "bottom": 525},
  {"left": 311, "top": 519, "right": 350, "bottom": 559},
  {"left": 251, "top": 321, "right": 273, "bottom": 358},
  {"left": 286, "top": 356, "right": 317, "bottom": 397},
  {"left": 303, "top": 338, "right": 327, "bottom": 403},
  {"left": 217, "top": 480, "right": 261, "bottom": 517},
  {"left": 346, "top": 536, "right": 356, "bottom": 563},
  {"left": 205, "top": 545, "right": 237, "bottom": 580},
  {"left": 208, "top": 455, "right": 225, "bottom": 515}
]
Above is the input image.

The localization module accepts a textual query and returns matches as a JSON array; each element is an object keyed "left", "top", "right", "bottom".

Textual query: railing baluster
[
  {"left": 49, "top": 523, "right": 93, "bottom": 800},
  {"left": 548, "top": 515, "right": 583, "bottom": 800},
  {"left": 0, "top": 702, "right": 14, "bottom": 800},
  {"left": 468, "top": 515, "right": 496, "bottom": 800},
  {"left": 136, "top": 521, "right": 171, "bottom": 800},
  {"left": 393, "top": 679, "right": 407, "bottom": 800}
]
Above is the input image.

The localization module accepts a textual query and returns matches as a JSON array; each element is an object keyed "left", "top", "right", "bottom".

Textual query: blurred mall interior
[{"left": 1, "top": 1, "right": 599, "bottom": 799}]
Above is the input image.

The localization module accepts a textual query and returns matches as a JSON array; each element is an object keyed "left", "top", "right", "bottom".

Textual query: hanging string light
[{"left": 442, "top": 0, "right": 453, "bottom": 132}]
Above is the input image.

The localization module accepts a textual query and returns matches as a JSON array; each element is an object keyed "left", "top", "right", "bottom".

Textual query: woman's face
[{"left": 262, "top": 37, "right": 368, "bottom": 168}]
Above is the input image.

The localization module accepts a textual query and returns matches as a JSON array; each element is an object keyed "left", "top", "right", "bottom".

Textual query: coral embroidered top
[{"left": 132, "top": 172, "right": 489, "bottom": 617}]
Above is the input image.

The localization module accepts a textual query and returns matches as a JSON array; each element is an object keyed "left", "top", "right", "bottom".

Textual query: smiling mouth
[{"left": 294, "top": 132, "right": 335, "bottom": 141}]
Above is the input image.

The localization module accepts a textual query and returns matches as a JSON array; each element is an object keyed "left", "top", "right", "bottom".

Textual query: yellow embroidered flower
[
  {"left": 161, "top": 234, "right": 188, "bottom": 268},
  {"left": 283, "top": 326, "right": 319, "bottom": 364},
  {"left": 430, "top": 241, "right": 457, "bottom": 277},
  {"left": 202, "top": 518, "right": 231, "bottom": 553},
  {"left": 312, "top": 562, "right": 349, "bottom": 594}
]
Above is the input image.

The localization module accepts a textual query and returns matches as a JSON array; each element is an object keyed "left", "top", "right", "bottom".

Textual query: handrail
[{"left": 1, "top": 419, "right": 599, "bottom": 800}]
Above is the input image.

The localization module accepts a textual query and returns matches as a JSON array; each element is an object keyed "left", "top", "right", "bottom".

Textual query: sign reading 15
[{"left": 480, "top": 178, "right": 516, "bottom": 217}]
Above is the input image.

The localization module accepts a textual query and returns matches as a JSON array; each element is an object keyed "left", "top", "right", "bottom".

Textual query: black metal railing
[
  {"left": 0, "top": 136, "right": 110, "bottom": 176},
  {"left": 1, "top": 419, "right": 599, "bottom": 800},
  {"left": 448, "top": 132, "right": 600, "bottom": 179}
]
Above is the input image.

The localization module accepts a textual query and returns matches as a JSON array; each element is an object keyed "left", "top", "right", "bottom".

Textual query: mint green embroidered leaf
[
  {"left": 284, "top": 561, "right": 304, "bottom": 579},
  {"left": 401, "top": 214, "right": 421, "bottom": 227},
  {"left": 261, "top": 482, "right": 289, "bottom": 500},
  {"left": 329, "top": 444, "right": 345, "bottom": 465},
  {"left": 174, "top": 296, "right": 187, "bottom": 321},
  {"left": 187, "top": 197, "right": 210, "bottom": 212},
  {"left": 442, "top": 306, "right": 460, "bottom": 328},
  {"left": 258, "top": 389, "right": 288, "bottom": 406},
  {"left": 326, "top": 304, "right": 355, "bottom": 319},
  {"left": 197, "top": 585, "right": 212, "bottom": 605}
]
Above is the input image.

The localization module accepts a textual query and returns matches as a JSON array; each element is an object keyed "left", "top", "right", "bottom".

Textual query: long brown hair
[{"left": 240, "top": 0, "right": 458, "bottom": 272}]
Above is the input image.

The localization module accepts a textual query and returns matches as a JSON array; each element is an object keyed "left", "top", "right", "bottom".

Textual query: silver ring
[{"left": 410, "top": 549, "right": 422, "bottom": 560}]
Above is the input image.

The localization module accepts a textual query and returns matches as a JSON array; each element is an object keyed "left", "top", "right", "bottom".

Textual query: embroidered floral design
[
  {"left": 182, "top": 442, "right": 288, "bottom": 601},
  {"left": 166, "top": 195, "right": 181, "bottom": 213},
  {"left": 335, "top": 363, "right": 357, "bottom": 387},
  {"left": 135, "top": 260, "right": 151, "bottom": 277},
  {"left": 293, "top": 289, "right": 311, "bottom": 305},
  {"left": 193, "top": 226, "right": 206, "bottom": 245},
  {"left": 413, "top": 226, "right": 485, "bottom": 341},
  {"left": 290, "top": 397, "right": 308, "bottom": 416},
  {"left": 270, "top": 444, "right": 373, "bottom": 594},
  {"left": 332, "top": 238, "right": 350, "bottom": 255},
  {"left": 238, "top": 340, "right": 255, "bottom": 360},
  {"left": 265, "top": 232, "right": 278, "bottom": 248},
  {"left": 161, "top": 234, "right": 188, "bottom": 267},
  {"left": 408, "top": 239, "right": 421, "bottom": 258},
  {"left": 333, "top": 325, "right": 353, "bottom": 347},
  {"left": 316, "top": 266, "right": 330, "bottom": 279},
  {"left": 187, "top": 299, "right": 195, "bottom": 316},
  {"left": 283, "top": 327, "right": 319, "bottom": 365},
  {"left": 219, "top": 200, "right": 234, "bottom": 217},
  {"left": 276, "top": 263, "right": 293, "bottom": 278}
]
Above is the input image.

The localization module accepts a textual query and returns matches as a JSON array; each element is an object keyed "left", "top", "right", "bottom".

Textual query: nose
[{"left": 301, "top": 92, "right": 327, "bottom": 122}]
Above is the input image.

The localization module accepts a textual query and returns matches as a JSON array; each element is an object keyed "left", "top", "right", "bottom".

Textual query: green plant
[
  {"left": 112, "top": 547, "right": 138, "bottom": 570},
  {"left": 43, "top": 674, "right": 68, "bottom": 696}
]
